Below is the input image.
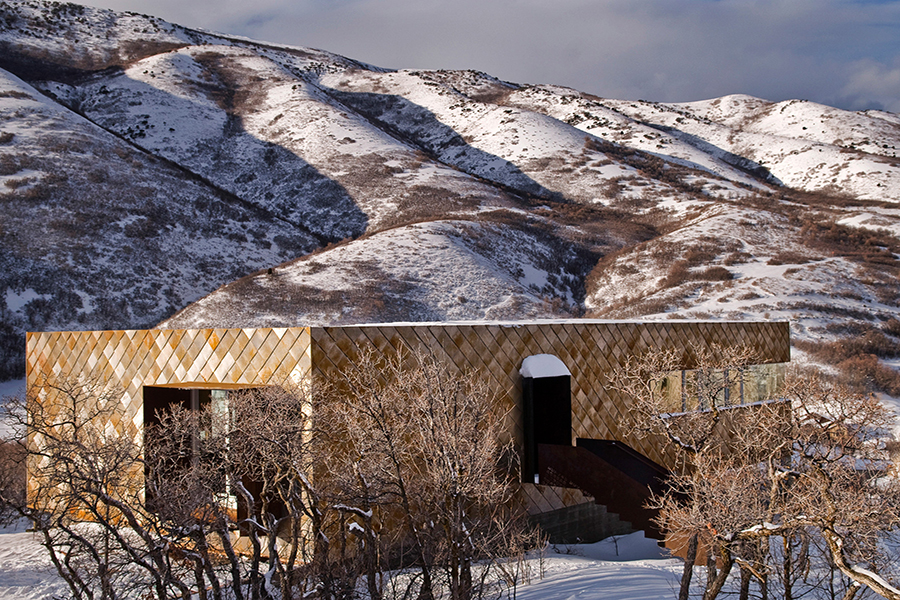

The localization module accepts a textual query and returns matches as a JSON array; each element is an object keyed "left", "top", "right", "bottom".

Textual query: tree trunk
[
  {"left": 460, "top": 557, "right": 472, "bottom": 600},
  {"left": 234, "top": 482, "right": 264, "bottom": 600},
  {"left": 783, "top": 534, "right": 793, "bottom": 600},
  {"left": 706, "top": 543, "right": 718, "bottom": 593},
  {"left": 192, "top": 556, "right": 209, "bottom": 600},
  {"left": 739, "top": 567, "right": 751, "bottom": 600},
  {"left": 678, "top": 533, "right": 698, "bottom": 600},
  {"left": 702, "top": 545, "right": 734, "bottom": 600},
  {"left": 215, "top": 527, "right": 245, "bottom": 600}
]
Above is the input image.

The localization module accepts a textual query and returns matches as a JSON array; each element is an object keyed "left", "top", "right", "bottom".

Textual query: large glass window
[{"left": 657, "top": 363, "right": 787, "bottom": 413}]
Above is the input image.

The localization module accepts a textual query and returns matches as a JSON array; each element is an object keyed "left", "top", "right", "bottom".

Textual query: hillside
[{"left": 1, "top": 0, "right": 899, "bottom": 381}]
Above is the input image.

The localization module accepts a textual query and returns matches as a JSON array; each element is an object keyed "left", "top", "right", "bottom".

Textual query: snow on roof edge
[{"left": 520, "top": 354, "right": 571, "bottom": 379}]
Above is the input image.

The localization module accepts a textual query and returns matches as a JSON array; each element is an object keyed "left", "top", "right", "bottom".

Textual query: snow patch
[
  {"left": 5, "top": 289, "right": 49, "bottom": 313},
  {"left": 520, "top": 354, "right": 571, "bottom": 379}
]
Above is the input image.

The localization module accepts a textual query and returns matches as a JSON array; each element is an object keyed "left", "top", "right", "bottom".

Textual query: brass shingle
[{"left": 27, "top": 320, "right": 790, "bottom": 514}]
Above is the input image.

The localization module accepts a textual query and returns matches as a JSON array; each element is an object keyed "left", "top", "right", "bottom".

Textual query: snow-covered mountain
[{"left": 1, "top": 0, "right": 899, "bottom": 381}]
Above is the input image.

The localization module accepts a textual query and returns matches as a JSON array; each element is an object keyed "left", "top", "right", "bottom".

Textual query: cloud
[
  {"left": 75, "top": 0, "right": 900, "bottom": 112},
  {"left": 838, "top": 58, "right": 900, "bottom": 112}
]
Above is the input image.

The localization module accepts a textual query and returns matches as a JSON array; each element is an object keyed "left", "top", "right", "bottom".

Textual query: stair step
[{"left": 537, "top": 441, "right": 669, "bottom": 540}]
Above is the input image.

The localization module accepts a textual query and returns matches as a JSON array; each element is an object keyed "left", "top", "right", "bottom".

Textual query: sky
[{"left": 73, "top": 0, "right": 900, "bottom": 113}]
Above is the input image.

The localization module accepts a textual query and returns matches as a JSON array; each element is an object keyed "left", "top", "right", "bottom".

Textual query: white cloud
[{"left": 839, "top": 58, "right": 900, "bottom": 113}]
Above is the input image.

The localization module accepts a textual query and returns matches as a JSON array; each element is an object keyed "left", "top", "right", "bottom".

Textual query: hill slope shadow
[{"left": 320, "top": 84, "right": 570, "bottom": 203}]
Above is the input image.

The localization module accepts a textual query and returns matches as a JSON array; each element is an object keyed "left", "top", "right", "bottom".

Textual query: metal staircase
[{"left": 537, "top": 439, "right": 669, "bottom": 540}]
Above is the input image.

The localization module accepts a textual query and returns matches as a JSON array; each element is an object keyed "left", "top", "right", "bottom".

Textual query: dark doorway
[
  {"left": 142, "top": 386, "right": 281, "bottom": 529},
  {"left": 142, "top": 387, "right": 232, "bottom": 511},
  {"left": 522, "top": 373, "right": 572, "bottom": 482},
  {"left": 143, "top": 387, "right": 220, "bottom": 428}
]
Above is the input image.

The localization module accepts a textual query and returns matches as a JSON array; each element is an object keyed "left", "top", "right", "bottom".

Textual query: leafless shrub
[
  {"left": 585, "top": 139, "right": 705, "bottom": 196},
  {"left": 612, "top": 194, "right": 659, "bottom": 212},
  {"left": 634, "top": 295, "right": 675, "bottom": 315},
  {"left": 659, "top": 261, "right": 732, "bottom": 287},
  {"left": 18, "top": 182, "right": 51, "bottom": 201},
  {"left": 0, "top": 90, "right": 32, "bottom": 100},
  {"left": 835, "top": 354, "right": 900, "bottom": 396},
  {"left": 722, "top": 251, "right": 752, "bottom": 266},
  {"left": 0, "top": 154, "right": 19, "bottom": 176},
  {"left": 792, "top": 301, "right": 877, "bottom": 321},
  {"left": 225, "top": 384, "right": 335, "bottom": 599},
  {"left": 2, "top": 374, "right": 329, "bottom": 600},
  {"left": 735, "top": 291, "right": 762, "bottom": 301},
  {"left": 683, "top": 245, "right": 718, "bottom": 266},
  {"left": 145, "top": 404, "right": 246, "bottom": 600},
  {"left": 883, "top": 318, "right": 900, "bottom": 338},
  {"left": 869, "top": 278, "right": 900, "bottom": 306},
  {"left": 662, "top": 260, "right": 691, "bottom": 288},
  {"left": 3, "top": 177, "right": 30, "bottom": 190},
  {"left": 794, "top": 331, "right": 900, "bottom": 395},
  {"left": 696, "top": 266, "right": 733, "bottom": 281},
  {"left": 800, "top": 221, "right": 900, "bottom": 269}
]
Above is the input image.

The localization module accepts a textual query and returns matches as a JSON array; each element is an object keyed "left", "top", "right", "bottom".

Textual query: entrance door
[{"left": 521, "top": 354, "right": 572, "bottom": 483}]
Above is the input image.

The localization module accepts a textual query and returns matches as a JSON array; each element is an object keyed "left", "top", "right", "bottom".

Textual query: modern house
[{"left": 26, "top": 319, "right": 790, "bottom": 542}]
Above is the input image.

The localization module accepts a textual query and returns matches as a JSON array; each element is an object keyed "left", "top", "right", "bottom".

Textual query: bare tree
[
  {"left": 11, "top": 351, "right": 534, "bottom": 600},
  {"left": 607, "top": 343, "right": 762, "bottom": 600},
  {"left": 320, "top": 346, "right": 528, "bottom": 600},
  {"left": 0, "top": 436, "right": 25, "bottom": 526},
  {"left": 225, "top": 384, "right": 334, "bottom": 600},
  {"left": 5, "top": 375, "right": 329, "bottom": 600},
  {"left": 6, "top": 374, "right": 197, "bottom": 600},
  {"left": 144, "top": 403, "right": 244, "bottom": 600},
  {"left": 647, "top": 366, "right": 900, "bottom": 600},
  {"left": 146, "top": 383, "right": 359, "bottom": 600},
  {"left": 780, "top": 370, "right": 900, "bottom": 599},
  {"left": 609, "top": 343, "right": 759, "bottom": 459}
]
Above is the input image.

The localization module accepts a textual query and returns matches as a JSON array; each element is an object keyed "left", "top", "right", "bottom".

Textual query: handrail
[
  {"left": 575, "top": 438, "right": 668, "bottom": 492},
  {"left": 537, "top": 442, "right": 667, "bottom": 540}
]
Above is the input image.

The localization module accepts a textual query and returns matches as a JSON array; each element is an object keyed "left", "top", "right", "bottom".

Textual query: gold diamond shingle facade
[
  {"left": 27, "top": 320, "right": 789, "bottom": 474},
  {"left": 27, "top": 327, "right": 313, "bottom": 443}
]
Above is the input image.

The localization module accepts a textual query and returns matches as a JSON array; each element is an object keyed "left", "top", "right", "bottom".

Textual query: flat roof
[{"left": 28, "top": 318, "right": 789, "bottom": 336}]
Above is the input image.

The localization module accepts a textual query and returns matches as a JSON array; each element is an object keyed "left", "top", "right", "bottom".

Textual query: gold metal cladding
[{"left": 26, "top": 321, "right": 790, "bottom": 513}]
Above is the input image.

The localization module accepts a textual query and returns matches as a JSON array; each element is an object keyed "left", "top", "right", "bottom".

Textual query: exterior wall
[
  {"left": 26, "top": 320, "right": 790, "bottom": 517},
  {"left": 308, "top": 321, "right": 790, "bottom": 471},
  {"left": 26, "top": 327, "right": 313, "bottom": 445}
]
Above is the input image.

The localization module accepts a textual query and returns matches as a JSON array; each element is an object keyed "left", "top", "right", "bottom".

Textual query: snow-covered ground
[
  {"left": 516, "top": 534, "right": 681, "bottom": 600},
  {"left": 0, "top": 521, "right": 68, "bottom": 600},
  {"left": 0, "top": 380, "right": 23, "bottom": 400},
  {"left": 0, "top": 527, "right": 679, "bottom": 600},
  {"left": 0, "top": 380, "right": 23, "bottom": 438}
]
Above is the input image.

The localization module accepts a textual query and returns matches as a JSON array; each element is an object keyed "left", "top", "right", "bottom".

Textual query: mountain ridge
[{"left": 1, "top": 0, "right": 899, "bottom": 385}]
